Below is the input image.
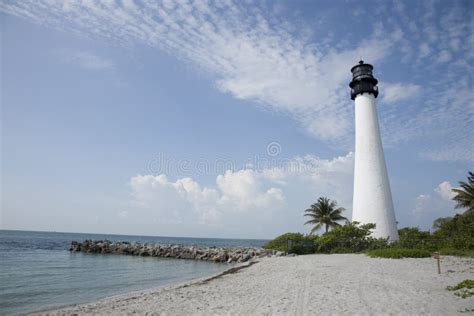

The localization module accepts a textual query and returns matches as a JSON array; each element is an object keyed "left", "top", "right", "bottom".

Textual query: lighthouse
[{"left": 349, "top": 61, "right": 399, "bottom": 241}]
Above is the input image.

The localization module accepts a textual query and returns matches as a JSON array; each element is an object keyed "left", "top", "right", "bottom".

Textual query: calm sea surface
[{"left": 0, "top": 230, "right": 267, "bottom": 315}]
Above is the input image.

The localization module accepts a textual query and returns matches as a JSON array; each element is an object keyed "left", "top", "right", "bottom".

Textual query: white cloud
[
  {"left": 129, "top": 153, "right": 354, "bottom": 238},
  {"left": 373, "top": 0, "right": 473, "bottom": 161},
  {"left": 60, "top": 50, "right": 114, "bottom": 70},
  {"left": 411, "top": 181, "right": 457, "bottom": 229},
  {"left": 216, "top": 169, "right": 284, "bottom": 211},
  {"left": 0, "top": 0, "right": 394, "bottom": 143},
  {"left": 1, "top": 1, "right": 471, "bottom": 160},
  {"left": 380, "top": 82, "right": 421, "bottom": 104},
  {"left": 435, "top": 181, "right": 456, "bottom": 202},
  {"left": 397, "top": 76, "right": 474, "bottom": 162},
  {"left": 130, "top": 171, "right": 284, "bottom": 227}
]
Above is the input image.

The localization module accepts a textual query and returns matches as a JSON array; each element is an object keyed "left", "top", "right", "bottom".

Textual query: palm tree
[
  {"left": 452, "top": 171, "right": 474, "bottom": 212},
  {"left": 304, "top": 197, "right": 348, "bottom": 234}
]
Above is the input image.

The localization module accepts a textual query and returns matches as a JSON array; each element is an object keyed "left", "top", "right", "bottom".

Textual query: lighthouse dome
[{"left": 349, "top": 60, "right": 379, "bottom": 100}]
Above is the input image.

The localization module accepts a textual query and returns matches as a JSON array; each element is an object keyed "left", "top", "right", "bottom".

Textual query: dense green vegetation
[
  {"left": 263, "top": 171, "right": 473, "bottom": 257},
  {"left": 264, "top": 214, "right": 473, "bottom": 257},
  {"left": 262, "top": 233, "right": 317, "bottom": 254},
  {"left": 316, "top": 222, "right": 387, "bottom": 253},
  {"left": 263, "top": 222, "right": 389, "bottom": 255},
  {"left": 432, "top": 210, "right": 473, "bottom": 250},
  {"left": 447, "top": 280, "right": 474, "bottom": 298}
]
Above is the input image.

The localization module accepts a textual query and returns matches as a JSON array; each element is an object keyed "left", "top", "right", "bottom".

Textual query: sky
[{"left": 1, "top": 0, "right": 473, "bottom": 239}]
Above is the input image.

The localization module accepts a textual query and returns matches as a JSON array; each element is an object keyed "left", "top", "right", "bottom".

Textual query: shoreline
[
  {"left": 30, "top": 260, "right": 257, "bottom": 315},
  {"left": 31, "top": 254, "right": 473, "bottom": 315}
]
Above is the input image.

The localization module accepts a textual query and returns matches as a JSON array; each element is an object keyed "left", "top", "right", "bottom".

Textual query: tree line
[{"left": 263, "top": 171, "right": 473, "bottom": 258}]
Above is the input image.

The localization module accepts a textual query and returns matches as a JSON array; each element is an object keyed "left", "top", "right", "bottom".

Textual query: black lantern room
[{"left": 349, "top": 60, "right": 379, "bottom": 100}]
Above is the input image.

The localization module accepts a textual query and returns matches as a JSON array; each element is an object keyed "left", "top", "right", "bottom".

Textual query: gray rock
[
  {"left": 68, "top": 240, "right": 265, "bottom": 263},
  {"left": 241, "top": 254, "right": 251, "bottom": 262},
  {"left": 180, "top": 253, "right": 195, "bottom": 260}
]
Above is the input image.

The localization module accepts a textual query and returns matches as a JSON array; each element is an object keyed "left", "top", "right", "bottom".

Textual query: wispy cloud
[
  {"left": 380, "top": 82, "right": 421, "bottom": 104},
  {"left": 1, "top": 0, "right": 472, "bottom": 161},
  {"left": 59, "top": 50, "right": 114, "bottom": 70},
  {"left": 420, "top": 146, "right": 474, "bottom": 162},
  {"left": 0, "top": 0, "right": 394, "bottom": 145},
  {"left": 374, "top": 0, "right": 473, "bottom": 161}
]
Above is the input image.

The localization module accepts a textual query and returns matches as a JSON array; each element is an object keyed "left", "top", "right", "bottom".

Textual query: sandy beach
[{"left": 35, "top": 254, "right": 473, "bottom": 315}]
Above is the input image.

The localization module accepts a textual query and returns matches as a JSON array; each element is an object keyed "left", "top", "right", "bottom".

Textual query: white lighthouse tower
[{"left": 350, "top": 61, "right": 399, "bottom": 241}]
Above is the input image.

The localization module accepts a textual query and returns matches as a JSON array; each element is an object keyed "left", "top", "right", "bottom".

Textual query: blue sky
[{"left": 1, "top": 0, "right": 472, "bottom": 239}]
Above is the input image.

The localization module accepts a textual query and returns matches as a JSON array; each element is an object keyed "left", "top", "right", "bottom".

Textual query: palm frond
[
  {"left": 310, "top": 223, "right": 322, "bottom": 234},
  {"left": 304, "top": 219, "right": 319, "bottom": 225},
  {"left": 304, "top": 213, "right": 321, "bottom": 218},
  {"left": 452, "top": 172, "right": 474, "bottom": 212}
]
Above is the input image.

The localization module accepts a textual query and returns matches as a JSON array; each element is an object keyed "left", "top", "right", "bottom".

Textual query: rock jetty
[{"left": 69, "top": 240, "right": 287, "bottom": 263}]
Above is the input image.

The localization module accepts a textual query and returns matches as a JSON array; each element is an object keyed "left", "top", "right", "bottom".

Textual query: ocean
[{"left": 0, "top": 230, "right": 268, "bottom": 315}]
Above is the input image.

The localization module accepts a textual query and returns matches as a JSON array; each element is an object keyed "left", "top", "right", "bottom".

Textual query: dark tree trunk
[{"left": 325, "top": 224, "right": 329, "bottom": 233}]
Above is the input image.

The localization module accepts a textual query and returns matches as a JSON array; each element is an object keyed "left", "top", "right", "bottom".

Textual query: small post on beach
[{"left": 433, "top": 252, "right": 441, "bottom": 274}]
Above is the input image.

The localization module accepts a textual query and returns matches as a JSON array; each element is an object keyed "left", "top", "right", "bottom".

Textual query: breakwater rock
[{"left": 69, "top": 240, "right": 287, "bottom": 263}]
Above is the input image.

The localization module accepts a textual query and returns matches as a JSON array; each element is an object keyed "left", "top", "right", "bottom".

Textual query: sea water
[{"left": 0, "top": 230, "right": 267, "bottom": 315}]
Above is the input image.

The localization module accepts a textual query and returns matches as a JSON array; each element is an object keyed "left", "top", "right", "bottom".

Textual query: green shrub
[
  {"left": 432, "top": 210, "right": 474, "bottom": 250},
  {"left": 262, "top": 233, "right": 317, "bottom": 254},
  {"left": 265, "top": 209, "right": 473, "bottom": 256},
  {"left": 394, "top": 227, "right": 438, "bottom": 250},
  {"left": 329, "top": 247, "right": 358, "bottom": 254},
  {"left": 317, "top": 222, "right": 388, "bottom": 253},
  {"left": 447, "top": 280, "right": 474, "bottom": 298},
  {"left": 366, "top": 248, "right": 431, "bottom": 259},
  {"left": 394, "top": 211, "right": 473, "bottom": 252},
  {"left": 447, "top": 279, "right": 474, "bottom": 291},
  {"left": 366, "top": 237, "right": 392, "bottom": 250}
]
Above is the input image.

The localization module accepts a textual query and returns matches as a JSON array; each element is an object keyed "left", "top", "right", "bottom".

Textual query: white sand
[{"left": 36, "top": 254, "right": 473, "bottom": 315}]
